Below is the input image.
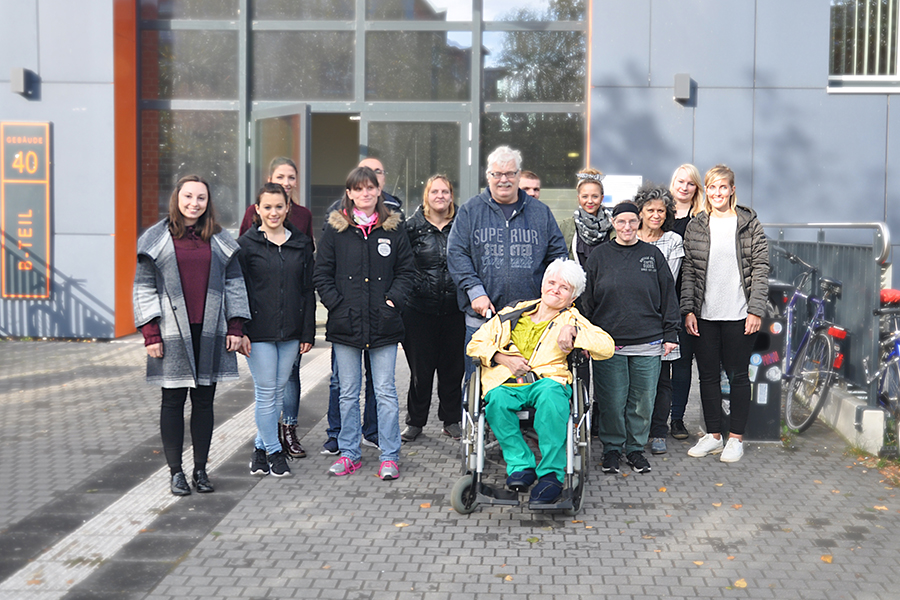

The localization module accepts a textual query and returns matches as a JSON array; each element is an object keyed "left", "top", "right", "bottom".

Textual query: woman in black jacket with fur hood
[{"left": 314, "top": 166, "right": 416, "bottom": 481}]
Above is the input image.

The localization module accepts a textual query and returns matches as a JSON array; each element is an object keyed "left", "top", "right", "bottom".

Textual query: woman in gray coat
[
  {"left": 134, "top": 175, "right": 250, "bottom": 496},
  {"left": 681, "top": 164, "right": 768, "bottom": 464}
]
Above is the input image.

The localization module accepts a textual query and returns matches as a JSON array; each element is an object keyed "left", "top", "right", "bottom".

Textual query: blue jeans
[
  {"left": 332, "top": 343, "right": 401, "bottom": 463},
  {"left": 282, "top": 353, "right": 302, "bottom": 426},
  {"left": 593, "top": 353, "right": 661, "bottom": 455},
  {"left": 326, "top": 348, "right": 378, "bottom": 440},
  {"left": 463, "top": 322, "right": 483, "bottom": 384},
  {"left": 245, "top": 340, "right": 300, "bottom": 455}
]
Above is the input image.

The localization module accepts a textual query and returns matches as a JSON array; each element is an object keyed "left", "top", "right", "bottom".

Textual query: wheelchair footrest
[
  {"left": 528, "top": 488, "right": 574, "bottom": 512},
  {"left": 476, "top": 483, "right": 520, "bottom": 506}
]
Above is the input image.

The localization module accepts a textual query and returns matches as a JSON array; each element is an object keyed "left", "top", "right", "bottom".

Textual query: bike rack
[{"left": 763, "top": 221, "right": 891, "bottom": 410}]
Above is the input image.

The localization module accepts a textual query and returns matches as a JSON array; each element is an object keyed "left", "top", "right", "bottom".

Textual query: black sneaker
[
  {"left": 601, "top": 451, "right": 621, "bottom": 474},
  {"left": 250, "top": 447, "right": 269, "bottom": 476},
  {"left": 626, "top": 451, "right": 652, "bottom": 474},
  {"left": 670, "top": 419, "right": 689, "bottom": 440},
  {"left": 268, "top": 450, "right": 292, "bottom": 477}
]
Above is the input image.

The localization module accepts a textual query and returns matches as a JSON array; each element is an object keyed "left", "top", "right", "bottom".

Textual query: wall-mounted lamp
[
  {"left": 11, "top": 68, "right": 39, "bottom": 99},
  {"left": 674, "top": 73, "right": 692, "bottom": 104}
]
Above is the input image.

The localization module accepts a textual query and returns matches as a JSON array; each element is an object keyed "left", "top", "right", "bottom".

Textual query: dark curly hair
[{"left": 633, "top": 183, "right": 675, "bottom": 232}]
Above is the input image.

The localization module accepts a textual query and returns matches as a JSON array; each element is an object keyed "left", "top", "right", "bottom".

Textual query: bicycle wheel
[
  {"left": 784, "top": 330, "right": 834, "bottom": 432},
  {"left": 877, "top": 350, "right": 900, "bottom": 448}
]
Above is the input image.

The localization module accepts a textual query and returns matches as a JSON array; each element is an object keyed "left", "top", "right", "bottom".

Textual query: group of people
[{"left": 133, "top": 144, "right": 768, "bottom": 504}]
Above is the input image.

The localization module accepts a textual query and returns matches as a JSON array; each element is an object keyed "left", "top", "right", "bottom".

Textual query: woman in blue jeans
[
  {"left": 238, "top": 183, "right": 316, "bottom": 477},
  {"left": 314, "top": 166, "right": 416, "bottom": 480}
]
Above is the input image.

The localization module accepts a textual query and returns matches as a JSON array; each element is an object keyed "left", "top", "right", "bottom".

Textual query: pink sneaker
[
  {"left": 329, "top": 456, "right": 361, "bottom": 476},
  {"left": 378, "top": 460, "right": 400, "bottom": 480}
]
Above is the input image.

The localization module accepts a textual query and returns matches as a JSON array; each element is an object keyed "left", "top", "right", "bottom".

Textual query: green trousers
[{"left": 484, "top": 378, "right": 572, "bottom": 480}]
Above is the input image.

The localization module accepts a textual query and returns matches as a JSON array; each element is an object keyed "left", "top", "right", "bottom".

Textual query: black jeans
[
  {"left": 401, "top": 307, "right": 465, "bottom": 427},
  {"left": 160, "top": 323, "right": 217, "bottom": 475},
  {"left": 649, "top": 360, "right": 673, "bottom": 438},
  {"left": 694, "top": 319, "right": 757, "bottom": 436}
]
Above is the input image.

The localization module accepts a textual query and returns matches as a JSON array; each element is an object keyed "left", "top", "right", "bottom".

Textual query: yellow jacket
[{"left": 467, "top": 300, "right": 615, "bottom": 395}]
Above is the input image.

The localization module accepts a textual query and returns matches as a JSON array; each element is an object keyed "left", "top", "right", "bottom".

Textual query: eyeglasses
[
  {"left": 372, "top": 169, "right": 387, "bottom": 176},
  {"left": 488, "top": 170, "right": 519, "bottom": 180}
]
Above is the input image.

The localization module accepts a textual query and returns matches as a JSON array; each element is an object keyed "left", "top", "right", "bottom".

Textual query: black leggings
[
  {"left": 160, "top": 324, "right": 217, "bottom": 475},
  {"left": 694, "top": 319, "right": 757, "bottom": 436}
]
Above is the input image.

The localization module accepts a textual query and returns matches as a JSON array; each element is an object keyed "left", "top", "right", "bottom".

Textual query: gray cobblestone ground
[{"left": 2, "top": 336, "right": 900, "bottom": 599}]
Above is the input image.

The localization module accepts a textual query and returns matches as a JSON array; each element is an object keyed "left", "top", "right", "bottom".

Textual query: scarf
[
  {"left": 351, "top": 208, "right": 379, "bottom": 239},
  {"left": 573, "top": 207, "right": 611, "bottom": 245}
]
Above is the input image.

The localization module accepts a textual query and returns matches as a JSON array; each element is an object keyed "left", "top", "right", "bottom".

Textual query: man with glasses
[{"left": 448, "top": 146, "right": 567, "bottom": 381}]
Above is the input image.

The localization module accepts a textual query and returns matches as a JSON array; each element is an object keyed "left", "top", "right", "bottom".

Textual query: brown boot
[{"left": 280, "top": 422, "right": 306, "bottom": 458}]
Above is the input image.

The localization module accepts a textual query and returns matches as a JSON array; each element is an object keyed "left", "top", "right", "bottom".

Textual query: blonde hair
[
  {"left": 698, "top": 164, "right": 738, "bottom": 214},
  {"left": 422, "top": 174, "right": 455, "bottom": 219},
  {"left": 575, "top": 167, "right": 605, "bottom": 196},
  {"left": 669, "top": 164, "right": 704, "bottom": 216}
]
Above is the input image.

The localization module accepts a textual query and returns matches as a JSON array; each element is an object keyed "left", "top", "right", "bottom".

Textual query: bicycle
[
  {"left": 771, "top": 248, "right": 847, "bottom": 432},
  {"left": 863, "top": 289, "right": 900, "bottom": 455}
]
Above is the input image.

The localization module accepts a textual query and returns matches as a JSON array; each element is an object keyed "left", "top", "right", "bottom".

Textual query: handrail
[{"left": 761, "top": 222, "right": 891, "bottom": 264}]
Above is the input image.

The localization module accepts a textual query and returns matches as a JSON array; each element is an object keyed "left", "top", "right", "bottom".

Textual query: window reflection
[
  {"left": 483, "top": 31, "right": 585, "bottom": 102},
  {"left": 252, "top": 0, "right": 354, "bottom": 20},
  {"left": 141, "top": 30, "right": 238, "bottom": 100},
  {"left": 366, "top": 31, "right": 471, "bottom": 101},
  {"left": 367, "top": 122, "right": 460, "bottom": 207},
  {"left": 252, "top": 32, "right": 354, "bottom": 100},
  {"left": 481, "top": 113, "right": 583, "bottom": 189},
  {"left": 140, "top": 110, "right": 240, "bottom": 230},
  {"left": 367, "top": 0, "right": 472, "bottom": 21},
  {"left": 483, "top": 0, "right": 584, "bottom": 21},
  {"left": 140, "top": 0, "right": 238, "bottom": 20}
]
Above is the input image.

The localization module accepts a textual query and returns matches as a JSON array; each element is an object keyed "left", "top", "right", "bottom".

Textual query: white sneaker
[
  {"left": 720, "top": 438, "right": 744, "bottom": 463},
  {"left": 687, "top": 433, "right": 724, "bottom": 457}
]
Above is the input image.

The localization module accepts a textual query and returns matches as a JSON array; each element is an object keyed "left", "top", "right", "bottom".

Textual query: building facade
[{"left": 0, "top": 0, "right": 897, "bottom": 338}]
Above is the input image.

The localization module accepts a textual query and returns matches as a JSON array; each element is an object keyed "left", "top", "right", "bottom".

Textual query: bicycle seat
[
  {"left": 819, "top": 277, "right": 842, "bottom": 298},
  {"left": 881, "top": 288, "right": 900, "bottom": 306}
]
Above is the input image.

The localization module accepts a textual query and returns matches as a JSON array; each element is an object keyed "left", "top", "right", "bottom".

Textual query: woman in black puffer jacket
[
  {"left": 399, "top": 175, "right": 465, "bottom": 443},
  {"left": 314, "top": 166, "right": 416, "bottom": 481},
  {"left": 681, "top": 164, "right": 768, "bottom": 464}
]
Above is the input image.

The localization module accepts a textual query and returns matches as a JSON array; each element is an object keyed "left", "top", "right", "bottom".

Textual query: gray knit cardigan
[{"left": 133, "top": 220, "right": 250, "bottom": 388}]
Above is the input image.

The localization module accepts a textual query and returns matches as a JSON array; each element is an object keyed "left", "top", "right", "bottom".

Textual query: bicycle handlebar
[{"left": 874, "top": 307, "right": 900, "bottom": 316}]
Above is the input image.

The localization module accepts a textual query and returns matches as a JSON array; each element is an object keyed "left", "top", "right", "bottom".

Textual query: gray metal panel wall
[
  {"left": 589, "top": 0, "right": 897, "bottom": 286},
  {"left": 0, "top": 0, "right": 115, "bottom": 338}
]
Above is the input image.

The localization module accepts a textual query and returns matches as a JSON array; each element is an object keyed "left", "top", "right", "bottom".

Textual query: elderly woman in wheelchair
[{"left": 461, "top": 259, "right": 614, "bottom": 509}]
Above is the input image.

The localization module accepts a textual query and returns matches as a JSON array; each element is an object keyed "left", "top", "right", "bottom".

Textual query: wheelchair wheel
[
  {"left": 565, "top": 381, "right": 591, "bottom": 516},
  {"left": 450, "top": 473, "right": 478, "bottom": 514}
]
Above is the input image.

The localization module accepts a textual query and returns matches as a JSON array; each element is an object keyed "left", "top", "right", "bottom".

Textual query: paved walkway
[{"left": 0, "top": 335, "right": 898, "bottom": 600}]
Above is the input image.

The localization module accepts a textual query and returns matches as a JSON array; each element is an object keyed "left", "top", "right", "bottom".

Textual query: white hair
[
  {"left": 485, "top": 145, "right": 523, "bottom": 176},
  {"left": 542, "top": 258, "right": 586, "bottom": 299}
]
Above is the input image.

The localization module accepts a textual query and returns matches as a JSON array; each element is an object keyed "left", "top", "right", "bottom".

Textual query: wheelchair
[{"left": 450, "top": 351, "right": 592, "bottom": 515}]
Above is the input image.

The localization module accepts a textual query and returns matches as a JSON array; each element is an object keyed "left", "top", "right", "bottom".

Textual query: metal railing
[{"left": 763, "top": 222, "right": 891, "bottom": 405}]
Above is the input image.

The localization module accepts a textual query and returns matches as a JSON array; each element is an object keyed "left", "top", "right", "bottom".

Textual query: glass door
[
  {"left": 359, "top": 112, "right": 474, "bottom": 212},
  {"left": 249, "top": 103, "right": 311, "bottom": 209}
]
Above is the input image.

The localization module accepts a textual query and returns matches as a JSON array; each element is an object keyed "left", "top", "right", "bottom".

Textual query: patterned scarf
[
  {"left": 350, "top": 208, "right": 379, "bottom": 239},
  {"left": 573, "top": 207, "right": 611, "bottom": 245}
]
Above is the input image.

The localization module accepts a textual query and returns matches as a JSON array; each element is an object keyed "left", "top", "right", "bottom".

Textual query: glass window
[
  {"left": 480, "top": 112, "right": 584, "bottom": 189},
  {"left": 367, "top": 121, "right": 460, "bottom": 207},
  {"left": 484, "top": 0, "right": 584, "bottom": 21},
  {"left": 252, "top": 32, "right": 355, "bottom": 100},
  {"left": 141, "top": 30, "right": 238, "bottom": 100},
  {"left": 252, "top": 0, "right": 354, "bottom": 20},
  {"left": 483, "top": 31, "right": 585, "bottom": 102},
  {"left": 830, "top": 0, "right": 899, "bottom": 76},
  {"left": 140, "top": 0, "right": 238, "bottom": 20},
  {"left": 367, "top": 0, "right": 472, "bottom": 21},
  {"left": 140, "top": 110, "right": 241, "bottom": 230},
  {"left": 366, "top": 32, "right": 471, "bottom": 101}
]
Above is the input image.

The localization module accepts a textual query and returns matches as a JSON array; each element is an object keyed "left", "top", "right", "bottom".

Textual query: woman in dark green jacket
[{"left": 681, "top": 164, "right": 769, "bottom": 464}]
